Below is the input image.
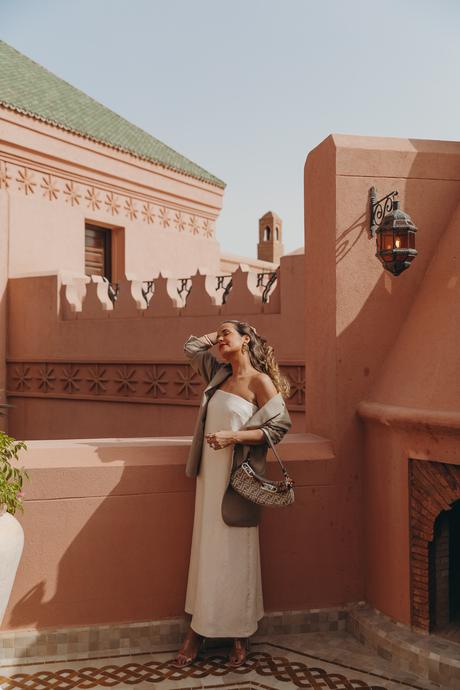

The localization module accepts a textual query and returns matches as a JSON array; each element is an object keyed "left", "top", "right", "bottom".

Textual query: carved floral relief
[
  {"left": 16, "top": 167, "right": 36, "bottom": 195},
  {"left": 124, "top": 198, "right": 138, "bottom": 221},
  {"left": 63, "top": 181, "right": 81, "bottom": 206},
  {"left": 0, "top": 161, "right": 11, "bottom": 189},
  {"left": 85, "top": 186, "right": 102, "bottom": 211},
  {"left": 41, "top": 174, "right": 60, "bottom": 201},
  {"left": 7, "top": 361, "right": 305, "bottom": 409},
  {"left": 1, "top": 159, "right": 216, "bottom": 238},
  {"left": 141, "top": 203, "right": 155, "bottom": 224},
  {"left": 188, "top": 215, "right": 199, "bottom": 235},
  {"left": 158, "top": 206, "right": 170, "bottom": 228},
  {"left": 104, "top": 192, "right": 120, "bottom": 216}
]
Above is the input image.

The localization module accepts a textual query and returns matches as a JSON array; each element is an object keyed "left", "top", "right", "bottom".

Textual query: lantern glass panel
[
  {"left": 380, "top": 230, "right": 394, "bottom": 253},
  {"left": 394, "top": 232, "right": 409, "bottom": 249}
]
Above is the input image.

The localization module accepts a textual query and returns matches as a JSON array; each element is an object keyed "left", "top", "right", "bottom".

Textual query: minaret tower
[{"left": 257, "top": 211, "right": 284, "bottom": 263}]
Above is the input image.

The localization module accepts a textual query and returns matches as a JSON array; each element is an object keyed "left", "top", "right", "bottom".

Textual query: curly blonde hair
[{"left": 222, "top": 320, "right": 291, "bottom": 399}]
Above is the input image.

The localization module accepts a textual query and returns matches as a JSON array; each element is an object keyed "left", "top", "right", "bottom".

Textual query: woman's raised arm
[{"left": 183, "top": 332, "right": 223, "bottom": 384}]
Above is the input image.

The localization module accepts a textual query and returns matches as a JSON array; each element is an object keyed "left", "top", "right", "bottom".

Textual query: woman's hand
[{"left": 205, "top": 431, "right": 236, "bottom": 450}]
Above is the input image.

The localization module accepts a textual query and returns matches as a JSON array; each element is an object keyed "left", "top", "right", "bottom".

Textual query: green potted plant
[{"left": 0, "top": 420, "right": 28, "bottom": 624}]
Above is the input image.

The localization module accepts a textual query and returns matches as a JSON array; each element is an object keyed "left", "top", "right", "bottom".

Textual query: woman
[{"left": 173, "top": 320, "right": 291, "bottom": 668}]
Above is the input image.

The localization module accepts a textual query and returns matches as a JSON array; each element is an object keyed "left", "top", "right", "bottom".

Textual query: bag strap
[{"left": 261, "top": 429, "right": 292, "bottom": 481}]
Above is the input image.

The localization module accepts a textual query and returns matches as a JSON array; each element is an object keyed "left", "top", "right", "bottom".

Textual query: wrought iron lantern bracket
[{"left": 369, "top": 186, "right": 398, "bottom": 237}]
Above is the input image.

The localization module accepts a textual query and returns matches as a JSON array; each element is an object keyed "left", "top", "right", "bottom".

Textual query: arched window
[
  {"left": 264, "top": 226, "right": 271, "bottom": 241},
  {"left": 275, "top": 226, "right": 279, "bottom": 240}
]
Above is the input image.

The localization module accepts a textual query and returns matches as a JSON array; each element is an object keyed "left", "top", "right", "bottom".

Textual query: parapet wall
[
  {"left": 1, "top": 433, "right": 335, "bottom": 631},
  {"left": 6, "top": 254, "right": 306, "bottom": 439},
  {"left": 60, "top": 264, "right": 281, "bottom": 319}
]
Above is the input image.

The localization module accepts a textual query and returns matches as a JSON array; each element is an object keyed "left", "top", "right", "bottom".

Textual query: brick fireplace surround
[{"left": 410, "top": 459, "right": 460, "bottom": 631}]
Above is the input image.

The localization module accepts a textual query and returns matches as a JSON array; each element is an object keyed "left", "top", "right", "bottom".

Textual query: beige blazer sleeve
[{"left": 183, "top": 334, "right": 223, "bottom": 385}]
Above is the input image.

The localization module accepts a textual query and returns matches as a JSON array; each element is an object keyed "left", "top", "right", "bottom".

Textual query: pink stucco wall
[
  {"left": 305, "top": 134, "right": 460, "bottom": 627},
  {"left": 358, "top": 409, "right": 460, "bottom": 626},
  {"left": 6, "top": 253, "right": 305, "bottom": 440},
  {"left": 0, "top": 108, "right": 224, "bottom": 280},
  {"left": 358, "top": 164, "right": 460, "bottom": 624},
  {"left": 1, "top": 434, "right": 334, "bottom": 631},
  {"left": 3, "top": 130, "right": 460, "bottom": 633}
]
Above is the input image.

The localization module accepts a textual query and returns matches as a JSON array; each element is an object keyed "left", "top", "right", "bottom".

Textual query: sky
[{"left": 1, "top": 0, "right": 460, "bottom": 258}]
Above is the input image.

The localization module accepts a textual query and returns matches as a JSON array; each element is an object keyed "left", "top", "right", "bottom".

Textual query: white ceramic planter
[{"left": 0, "top": 505, "right": 24, "bottom": 624}]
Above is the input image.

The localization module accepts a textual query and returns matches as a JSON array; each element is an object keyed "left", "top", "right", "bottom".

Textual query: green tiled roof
[{"left": 0, "top": 41, "right": 225, "bottom": 188}]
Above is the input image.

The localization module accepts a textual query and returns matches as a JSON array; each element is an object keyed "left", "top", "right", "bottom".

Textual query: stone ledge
[
  {"left": 0, "top": 606, "right": 347, "bottom": 666},
  {"left": 347, "top": 603, "right": 460, "bottom": 689},
  {"left": 20, "top": 433, "right": 333, "bottom": 467},
  {"left": 18, "top": 433, "right": 335, "bottom": 499},
  {"left": 357, "top": 400, "right": 460, "bottom": 434}
]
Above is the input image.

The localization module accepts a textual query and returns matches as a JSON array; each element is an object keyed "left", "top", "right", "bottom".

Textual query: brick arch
[{"left": 409, "top": 459, "right": 460, "bottom": 630}]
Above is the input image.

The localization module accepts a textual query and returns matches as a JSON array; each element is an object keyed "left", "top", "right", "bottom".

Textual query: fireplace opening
[{"left": 429, "top": 499, "right": 460, "bottom": 635}]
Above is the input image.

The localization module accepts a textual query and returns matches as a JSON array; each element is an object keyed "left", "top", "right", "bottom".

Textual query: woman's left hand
[{"left": 205, "top": 431, "right": 236, "bottom": 450}]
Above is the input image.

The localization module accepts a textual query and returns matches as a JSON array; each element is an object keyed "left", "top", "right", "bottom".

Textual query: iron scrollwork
[
  {"left": 177, "top": 278, "right": 192, "bottom": 301},
  {"left": 257, "top": 271, "right": 277, "bottom": 303},
  {"left": 141, "top": 280, "right": 154, "bottom": 304},
  {"left": 216, "top": 274, "right": 232, "bottom": 304},
  {"left": 369, "top": 187, "right": 398, "bottom": 237}
]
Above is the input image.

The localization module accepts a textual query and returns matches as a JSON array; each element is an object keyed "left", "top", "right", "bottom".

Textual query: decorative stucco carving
[
  {"left": 144, "top": 366, "right": 168, "bottom": 397},
  {"left": 1, "top": 158, "right": 216, "bottom": 238},
  {"left": 141, "top": 203, "right": 155, "bottom": 225},
  {"left": 174, "top": 211, "right": 186, "bottom": 232},
  {"left": 7, "top": 361, "right": 305, "bottom": 410},
  {"left": 124, "top": 198, "right": 138, "bottom": 221},
  {"left": 158, "top": 206, "right": 170, "bottom": 228},
  {"left": 60, "top": 365, "right": 82, "bottom": 393},
  {"left": 85, "top": 186, "right": 102, "bottom": 211},
  {"left": 16, "top": 167, "right": 36, "bottom": 195},
  {"left": 104, "top": 191, "right": 120, "bottom": 216},
  {"left": 63, "top": 181, "right": 81, "bottom": 206},
  {"left": 0, "top": 161, "right": 11, "bottom": 189},
  {"left": 37, "top": 364, "right": 55, "bottom": 391},
  {"left": 41, "top": 174, "right": 60, "bottom": 201},
  {"left": 86, "top": 365, "right": 109, "bottom": 394},
  {"left": 114, "top": 366, "right": 138, "bottom": 395}
]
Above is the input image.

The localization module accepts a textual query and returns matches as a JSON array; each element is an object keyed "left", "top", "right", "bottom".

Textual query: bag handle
[{"left": 261, "top": 428, "right": 292, "bottom": 482}]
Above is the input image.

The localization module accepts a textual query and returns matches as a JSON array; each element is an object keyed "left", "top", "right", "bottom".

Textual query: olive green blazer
[{"left": 184, "top": 335, "right": 292, "bottom": 527}]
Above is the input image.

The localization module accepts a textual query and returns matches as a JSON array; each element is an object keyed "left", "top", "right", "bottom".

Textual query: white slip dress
[{"left": 185, "top": 388, "right": 264, "bottom": 638}]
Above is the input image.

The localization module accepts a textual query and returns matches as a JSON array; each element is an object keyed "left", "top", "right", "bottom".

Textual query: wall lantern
[{"left": 369, "top": 187, "right": 418, "bottom": 276}]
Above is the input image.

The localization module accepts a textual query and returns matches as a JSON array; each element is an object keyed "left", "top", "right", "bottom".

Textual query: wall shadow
[{"left": 5, "top": 439, "right": 196, "bottom": 661}]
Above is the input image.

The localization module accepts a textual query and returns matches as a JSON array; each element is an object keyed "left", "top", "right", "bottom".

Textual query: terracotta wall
[
  {"left": 1, "top": 434, "right": 335, "bottom": 631},
  {"left": 6, "top": 254, "right": 305, "bottom": 439},
  {"left": 304, "top": 134, "right": 460, "bottom": 617},
  {"left": 357, "top": 165, "right": 460, "bottom": 626},
  {"left": 5, "top": 132, "right": 460, "bottom": 633},
  {"left": 358, "top": 414, "right": 460, "bottom": 627},
  {"left": 0, "top": 108, "right": 224, "bottom": 280}
]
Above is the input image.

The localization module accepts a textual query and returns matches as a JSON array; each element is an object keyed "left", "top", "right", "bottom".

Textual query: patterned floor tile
[{"left": 0, "top": 633, "right": 453, "bottom": 690}]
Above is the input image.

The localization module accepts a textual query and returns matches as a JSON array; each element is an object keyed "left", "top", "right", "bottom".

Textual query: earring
[{"left": 242, "top": 342, "right": 248, "bottom": 354}]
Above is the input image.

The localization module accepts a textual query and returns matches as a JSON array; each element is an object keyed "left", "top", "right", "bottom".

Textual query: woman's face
[{"left": 216, "top": 322, "right": 248, "bottom": 360}]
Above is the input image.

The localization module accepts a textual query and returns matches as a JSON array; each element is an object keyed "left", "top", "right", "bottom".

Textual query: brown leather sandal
[
  {"left": 227, "top": 638, "right": 250, "bottom": 668},
  {"left": 170, "top": 632, "right": 203, "bottom": 668}
]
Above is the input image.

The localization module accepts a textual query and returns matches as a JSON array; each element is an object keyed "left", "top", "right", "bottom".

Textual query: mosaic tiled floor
[{"left": 0, "top": 632, "right": 453, "bottom": 690}]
